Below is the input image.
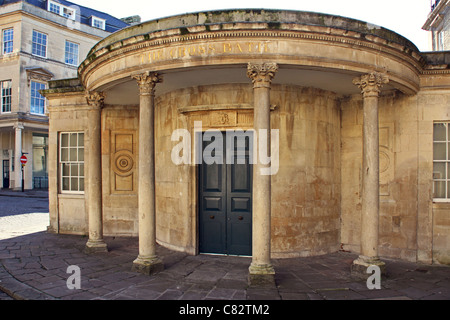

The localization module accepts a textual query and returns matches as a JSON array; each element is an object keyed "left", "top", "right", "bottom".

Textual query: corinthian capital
[
  {"left": 132, "top": 71, "right": 163, "bottom": 95},
  {"left": 353, "top": 72, "right": 389, "bottom": 98},
  {"left": 247, "top": 62, "right": 278, "bottom": 88},
  {"left": 85, "top": 91, "right": 105, "bottom": 109}
]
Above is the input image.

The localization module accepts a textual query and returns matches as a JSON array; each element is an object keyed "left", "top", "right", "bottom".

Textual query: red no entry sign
[{"left": 20, "top": 155, "right": 27, "bottom": 165}]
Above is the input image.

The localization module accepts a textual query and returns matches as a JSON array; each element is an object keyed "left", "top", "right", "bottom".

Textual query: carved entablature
[
  {"left": 177, "top": 102, "right": 279, "bottom": 129},
  {"left": 25, "top": 67, "right": 54, "bottom": 86}
]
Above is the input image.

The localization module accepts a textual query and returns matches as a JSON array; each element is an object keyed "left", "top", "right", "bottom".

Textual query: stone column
[
  {"left": 247, "top": 62, "right": 278, "bottom": 284},
  {"left": 132, "top": 71, "right": 164, "bottom": 275},
  {"left": 352, "top": 72, "right": 389, "bottom": 275},
  {"left": 14, "top": 123, "right": 23, "bottom": 191},
  {"left": 85, "top": 91, "right": 108, "bottom": 253}
]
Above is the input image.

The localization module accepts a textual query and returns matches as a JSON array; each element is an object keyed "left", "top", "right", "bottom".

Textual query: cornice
[
  {"left": 423, "top": 0, "right": 450, "bottom": 30},
  {"left": 88, "top": 9, "right": 420, "bottom": 54},
  {"left": 0, "top": 112, "right": 48, "bottom": 125},
  {"left": 421, "top": 68, "right": 450, "bottom": 75},
  {"left": 47, "top": 104, "right": 92, "bottom": 112},
  {"left": 79, "top": 24, "right": 426, "bottom": 88},
  {"left": 17, "top": 10, "right": 104, "bottom": 41},
  {"left": 40, "top": 87, "right": 85, "bottom": 97},
  {"left": 177, "top": 103, "right": 278, "bottom": 114}
]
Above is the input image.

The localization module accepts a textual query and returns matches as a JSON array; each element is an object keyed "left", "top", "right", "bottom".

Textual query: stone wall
[
  {"left": 340, "top": 89, "right": 450, "bottom": 264},
  {"left": 341, "top": 93, "right": 420, "bottom": 261},
  {"left": 270, "top": 86, "right": 341, "bottom": 258},
  {"left": 417, "top": 89, "right": 450, "bottom": 264},
  {"left": 47, "top": 91, "right": 90, "bottom": 234}
]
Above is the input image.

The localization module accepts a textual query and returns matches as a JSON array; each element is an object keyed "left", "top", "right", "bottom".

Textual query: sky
[{"left": 72, "top": 0, "right": 432, "bottom": 52}]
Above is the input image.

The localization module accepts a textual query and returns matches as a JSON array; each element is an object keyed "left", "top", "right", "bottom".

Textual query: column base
[
  {"left": 84, "top": 239, "right": 108, "bottom": 254},
  {"left": 248, "top": 263, "right": 276, "bottom": 286},
  {"left": 132, "top": 255, "right": 164, "bottom": 276},
  {"left": 46, "top": 225, "right": 57, "bottom": 234},
  {"left": 351, "top": 255, "right": 386, "bottom": 279}
]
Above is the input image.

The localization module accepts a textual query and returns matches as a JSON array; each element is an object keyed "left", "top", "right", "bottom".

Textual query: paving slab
[{"left": 0, "top": 231, "right": 449, "bottom": 302}]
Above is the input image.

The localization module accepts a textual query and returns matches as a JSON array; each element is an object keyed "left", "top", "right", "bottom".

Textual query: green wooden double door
[{"left": 198, "top": 132, "right": 253, "bottom": 256}]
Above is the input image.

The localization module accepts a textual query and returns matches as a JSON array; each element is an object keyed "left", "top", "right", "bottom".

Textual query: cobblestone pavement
[{"left": 0, "top": 190, "right": 449, "bottom": 303}]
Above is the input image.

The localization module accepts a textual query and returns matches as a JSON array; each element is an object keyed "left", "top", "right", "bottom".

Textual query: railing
[
  {"left": 33, "top": 176, "right": 48, "bottom": 189},
  {"left": 432, "top": 0, "right": 441, "bottom": 11}
]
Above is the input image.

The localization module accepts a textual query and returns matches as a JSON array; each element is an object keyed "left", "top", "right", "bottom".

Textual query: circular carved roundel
[
  {"left": 379, "top": 150, "right": 390, "bottom": 174},
  {"left": 113, "top": 151, "right": 134, "bottom": 176}
]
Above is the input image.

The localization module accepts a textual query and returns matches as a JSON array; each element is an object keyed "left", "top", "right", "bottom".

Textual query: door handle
[
  {"left": 210, "top": 215, "right": 215, "bottom": 220},
  {"left": 238, "top": 216, "right": 244, "bottom": 221}
]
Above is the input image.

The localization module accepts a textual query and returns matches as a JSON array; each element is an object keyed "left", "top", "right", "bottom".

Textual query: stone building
[
  {"left": 423, "top": 0, "right": 450, "bottom": 50},
  {"left": 42, "top": 9, "right": 450, "bottom": 278},
  {"left": 0, "top": 0, "right": 128, "bottom": 191}
]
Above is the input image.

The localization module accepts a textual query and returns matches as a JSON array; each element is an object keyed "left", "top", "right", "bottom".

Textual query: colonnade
[{"left": 83, "top": 65, "right": 388, "bottom": 278}]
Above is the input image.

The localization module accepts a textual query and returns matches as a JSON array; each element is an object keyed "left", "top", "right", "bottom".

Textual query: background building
[
  {"left": 120, "top": 15, "right": 141, "bottom": 26},
  {"left": 423, "top": 0, "right": 450, "bottom": 50},
  {"left": 0, "top": 0, "right": 129, "bottom": 190}
]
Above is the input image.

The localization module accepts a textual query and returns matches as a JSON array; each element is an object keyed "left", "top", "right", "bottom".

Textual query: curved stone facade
[
  {"left": 150, "top": 84, "right": 340, "bottom": 258},
  {"left": 79, "top": 10, "right": 422, "bottom": 96},
  {"left": 42, "top": 9, "right": 450, "bottom": 269}
]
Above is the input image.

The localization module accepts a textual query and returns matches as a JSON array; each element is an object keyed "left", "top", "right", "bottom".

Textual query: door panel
[
  {"left": 231, "top": 198, "right": 250, "bottom": 211},
  {"left": 230, "top": 161, "right": 251, "bottom": 192},
  {"left": 228, "top": 217, "right": 252, "bottom": 255},
  {"left": 227, "top": 146, "right": 252, "bottom": 256},
  {"left": 203, "top": 197, "right": 222, "bottom": 211},
  {"left": 199, "top": 137, "right": 227, "bottom": 254},
  {"left": 199, "top": 132, "right": 252, "bottom": 256},
  {"left": 204, "top": 162, "right": 223, "bottom": 192}
]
